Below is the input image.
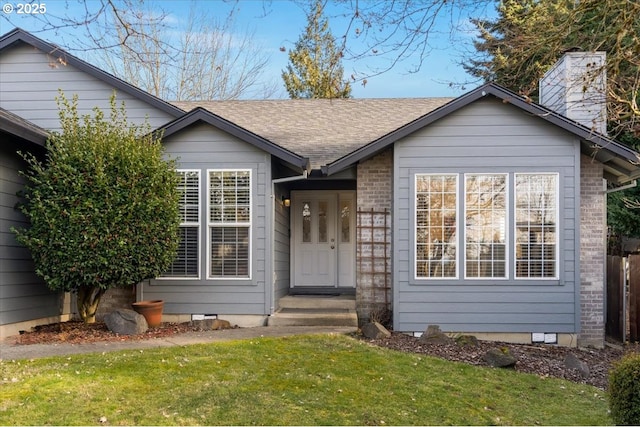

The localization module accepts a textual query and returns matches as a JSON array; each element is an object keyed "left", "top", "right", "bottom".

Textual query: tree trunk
[{"left": 77, "top": 286, "right": 107, "bottom": 324}]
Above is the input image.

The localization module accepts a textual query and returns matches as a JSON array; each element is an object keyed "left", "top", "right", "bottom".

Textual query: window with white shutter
[
  {"left": 161, "top": 170, "right": 200, "bottom": 278},
  {"left": 208, "top": 170, "right": 251, "bottom": 279}
]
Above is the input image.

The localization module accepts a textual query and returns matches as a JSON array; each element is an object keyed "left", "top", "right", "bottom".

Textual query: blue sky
[{"left": 2, "top": 0, "right": 497, "bottom": 98}]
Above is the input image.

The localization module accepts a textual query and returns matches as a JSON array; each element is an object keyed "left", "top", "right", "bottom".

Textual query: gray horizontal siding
[
  {"left": 144, "top": 123, "right": 272, "bottom": 316},
  {"left": 273, "top": 184, "right": 291, "bottom": 307},
  {"left": 0, "top": 44, "right": 175, "bottom": 129},
  {"left": 394, "top": 97, "right": 581, "bottom": 334},
  {"left": 1, "top": 144, "right": 60, "bottom": 325}
]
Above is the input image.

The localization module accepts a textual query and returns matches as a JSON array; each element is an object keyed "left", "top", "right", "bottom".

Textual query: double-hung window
[
  {"left": 415, "top": 174, "right": 458, "bottom": 278},
  {"left": 465, "top": 174, "right": 507, "bottom": 279},
  {"left": 515, "top": 173, "right": 558, "bottom": 279},
  {"left": 208, "top": 170, "right": 251, "bottom": 279},
  {"left": 415, "top": 172, "right": 558, "bottom": 281},
  {"left": 162, "top": 170, "right": 200, "bottom": 279}
]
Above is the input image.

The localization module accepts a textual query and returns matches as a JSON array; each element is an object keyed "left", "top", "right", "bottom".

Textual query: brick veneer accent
[
  {"left": 356, "top": 148, "right": 393, "bottom": 324},
  {"left": 580, "top": 154, "right": 605, "bottom": 347},
  {"left": 357, "top": 149, "right": 393, "bottom": 211}
]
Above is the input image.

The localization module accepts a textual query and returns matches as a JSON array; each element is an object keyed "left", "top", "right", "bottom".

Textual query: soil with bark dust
[
  {"left": 8, "top": 321, "right": 637, "bottom": 390},
  {"left": 367, "top": 332, "right": 636, "bottom": 391}
]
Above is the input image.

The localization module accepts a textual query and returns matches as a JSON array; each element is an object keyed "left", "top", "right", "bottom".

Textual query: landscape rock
[
  {"left": 419, "top": 325, "right": 453, "bottom": 344},
  {"left": 104, "top": 309, "right": 148, "bottom": 335},
  {"left": 483, "top": 348, "right": 517, "bottom": 368},
  {"left": 362, "top": 322, "right": 391, "bottom": 339},
  {"left": 564, "top": 353, "right": 590, "bottom": 378},
  {"left": 456, "top": 335, "right": 479, "bottom": 347}
]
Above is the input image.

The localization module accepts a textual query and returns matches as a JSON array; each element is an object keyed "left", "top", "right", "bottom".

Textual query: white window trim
[
  {"left": 513, "top": 172, "right": 559, "bottom": 281},
  {"left": 158, "top": 169, "right": 201, "bottom": 280},
  {"left": 463, "top": 173, "right": 509, "bottom": 281},
  {"left": 414, "top": 173, "right": 460, "bottom": 281},
  {"left": 206, "top": 169, "right": 252, "bottom": 281}
]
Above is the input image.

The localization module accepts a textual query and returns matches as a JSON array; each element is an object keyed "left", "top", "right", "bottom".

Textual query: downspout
[{"left": 269, "top": 170, "right": 309, "bottom": 313}]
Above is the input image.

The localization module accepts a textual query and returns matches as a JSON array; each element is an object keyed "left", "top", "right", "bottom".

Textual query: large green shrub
[
  {"left": 609, "top": 353, "right": 640, "bottom": 425},
  {"left": 14, "top": 92, "right": 180, "bottom": 323}
]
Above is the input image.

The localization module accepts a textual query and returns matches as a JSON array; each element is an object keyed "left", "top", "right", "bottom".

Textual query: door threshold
[{"left": 290, "top": 287, "right": 355, "bottom": 296}]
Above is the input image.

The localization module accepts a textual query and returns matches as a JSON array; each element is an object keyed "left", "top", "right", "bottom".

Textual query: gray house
[{"left": 1, "top": 29, "right": 639, "bottom": 347}]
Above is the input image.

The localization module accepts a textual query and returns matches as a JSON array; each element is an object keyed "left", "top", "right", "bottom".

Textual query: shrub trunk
[{"left": 77, "top": 287, "right": 107, "bottom": 324}]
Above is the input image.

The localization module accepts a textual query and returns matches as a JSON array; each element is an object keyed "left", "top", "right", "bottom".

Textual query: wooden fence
[{"left": 607, "top": 255, "right": 640, "bottom": 342}]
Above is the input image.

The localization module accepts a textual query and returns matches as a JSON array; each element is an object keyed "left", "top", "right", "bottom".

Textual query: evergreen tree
[
  {"left": 608, "top": 133, "right": 640, "bottom": 240},
  {"left": 465, "top": 0, "right": 639, "bottom": 136},
  {"left": 465, "top": 0, "right": 640, "bottom": 239},
  {"left": 464, "top": 0, "right": 561, "bottom": 96},
  {"left": 282, "top": 0, "right": 351, "bottom": 99}
]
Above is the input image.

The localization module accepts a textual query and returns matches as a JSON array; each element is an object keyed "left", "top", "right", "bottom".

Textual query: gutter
[
  {"left": 606, "top": 180, "right": 637, "bottom": 194},
  {"left": 272, "top": 170, "right": 309, "bottom": 185}
]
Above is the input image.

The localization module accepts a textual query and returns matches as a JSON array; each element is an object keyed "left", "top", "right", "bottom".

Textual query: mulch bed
[
  {"left": 366, "top": 332, "right": 635, "bottom": 390},
  {"left": 7, "top": 320, "right": 637, "bottom": 390},
  {"left": 7, "top": 320, "right": 200, "bottom": 345}
]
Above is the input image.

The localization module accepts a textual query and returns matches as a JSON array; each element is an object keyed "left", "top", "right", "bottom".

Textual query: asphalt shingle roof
[{"left": 173, "top": 98, "right": 453, "bottom": 169}]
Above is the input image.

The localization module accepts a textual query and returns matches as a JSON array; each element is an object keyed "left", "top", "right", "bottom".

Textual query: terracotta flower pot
[{"left": 131, "top": 300, "right": 164, "bottom": 328}]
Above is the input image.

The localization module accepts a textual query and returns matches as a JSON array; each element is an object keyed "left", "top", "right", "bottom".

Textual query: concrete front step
[
  {"left": 268, "top": 295, "right": 358, "bottom": 327},
  {"left": 277, "top": 295, "right": 356, "bottom": 310},
  {"left": 268, "top": 310, "right": 358, "bottom": 327}
]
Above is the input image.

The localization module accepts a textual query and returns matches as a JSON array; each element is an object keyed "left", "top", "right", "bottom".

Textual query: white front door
[{"left": 291, "top": 191, "right": 355, "bottom": 288}]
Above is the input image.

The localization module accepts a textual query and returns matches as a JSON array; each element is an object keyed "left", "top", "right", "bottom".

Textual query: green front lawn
[{"left": 0, "top": 334, "right": 609, "bottom": 425}]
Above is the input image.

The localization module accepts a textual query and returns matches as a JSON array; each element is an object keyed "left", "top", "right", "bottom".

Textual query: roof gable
[
  {"left": 157, "top": 107, "right": 309, "bottom": 171},
  {"left": 0, "top": 28, "right": 184, "bottom": 119},
  {"left": 324, "top": 83, "right": 640, "bottom": 183}
]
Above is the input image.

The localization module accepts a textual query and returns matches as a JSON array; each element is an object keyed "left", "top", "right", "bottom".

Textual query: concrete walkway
[{"left": 0, "top": 326, "right": 358, "bottom": 360}]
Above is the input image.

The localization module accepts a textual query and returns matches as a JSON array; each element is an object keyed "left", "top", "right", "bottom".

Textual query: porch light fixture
[{"left": 282, "top": 196, "right": 291, "bottom": 207}]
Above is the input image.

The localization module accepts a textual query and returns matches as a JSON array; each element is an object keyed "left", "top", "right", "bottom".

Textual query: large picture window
[
  {"left": 208, "top": 170, "right": 251, "bottom": 279},
  {"left": 161, "top": 170, "right": 200, "bottom": 278},
  {"left": 415, "top": 172, "right": 558, "bottom": 281}
]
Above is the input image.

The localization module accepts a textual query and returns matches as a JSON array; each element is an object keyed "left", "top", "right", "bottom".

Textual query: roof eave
[
  {"left": 0, "top": 109, "right": 48, "bottom": 146},
  {"left": 0, "top": 28, "right": 184, "bottom": 118},
  {"left": 324, "top": 83, "right": 640, "bottom": 182},
  {"left": 324, "top": 84, "right": 491, "bottom": 176},
  {"left": 157, "top": 108, "right": 309, "bottom": 171}
]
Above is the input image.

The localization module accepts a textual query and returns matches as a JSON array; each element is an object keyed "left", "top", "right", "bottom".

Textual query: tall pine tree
[{"left": 282, "top": 0, "right": 351, "bottom": 99}]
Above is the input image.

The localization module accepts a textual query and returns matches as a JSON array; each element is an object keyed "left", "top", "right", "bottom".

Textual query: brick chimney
[{"left": 539, "top": 51, "right": 607, "bottom": 135}]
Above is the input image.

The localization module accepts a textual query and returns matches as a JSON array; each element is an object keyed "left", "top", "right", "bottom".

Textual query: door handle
[{"left": 331, "top": 245, "right": 335, "bottom": 249}]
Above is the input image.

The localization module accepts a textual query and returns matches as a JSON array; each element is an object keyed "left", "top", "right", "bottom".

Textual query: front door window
[
  {"left": 302, "top": 202, "right": 311, "bottom": 243},
  {"left": 318, "top": 201, "right": 328, "bottom": 242},
  {"left": 340, "top": 199, "right": 351, "bottom": 243}
]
